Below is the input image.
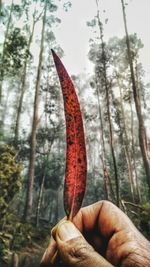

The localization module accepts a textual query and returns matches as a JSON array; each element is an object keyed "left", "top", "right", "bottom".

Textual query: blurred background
[{"left": 0, "top": 0, "right": 150, "bottom": 266}]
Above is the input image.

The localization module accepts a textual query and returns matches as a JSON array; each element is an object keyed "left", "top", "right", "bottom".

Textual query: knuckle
[{"left": 61, "top": 236, "right": 94, "bottom": 266}]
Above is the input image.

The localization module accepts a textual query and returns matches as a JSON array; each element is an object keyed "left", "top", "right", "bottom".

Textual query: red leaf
[{"left": 51, "top": 50, "right": 87, "bottom": 220}]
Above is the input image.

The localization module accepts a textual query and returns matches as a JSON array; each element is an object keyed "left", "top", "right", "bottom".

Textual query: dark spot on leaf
[{"left": 78, "top": 158, "right": 81, "bottom": 163}]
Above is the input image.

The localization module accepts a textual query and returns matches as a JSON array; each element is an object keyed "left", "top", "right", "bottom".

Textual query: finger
[
  {"left": 40, "top": 237, "right": 57, "bottom": 267},
  {"left": 41, "top": 218, "right": 67, "bottom": 267},
  {"left": 56, "top": 220, "right": 114, "bottom": 267},
  {"left": 72, "top": 201, "right": 142, "bottom": 265},
  {"left": 73, "top": 201, "right": 137, "bottom": 238},
  {"left": 51, "top": 218, "right": 67, "bottom": 238}
]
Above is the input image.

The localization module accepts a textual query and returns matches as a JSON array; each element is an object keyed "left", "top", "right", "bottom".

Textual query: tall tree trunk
[
  {"left": 95, "top": 80, "right": 110, "bottom": 200},
  {"left": 134, "top": 61, "right": 148, "bottom": 151},
  {"left": 96, "top": 0, "right": 120, "bottom": 206},
  {"left": 24, "top": 2, "right": 47, "bottom": 221},
  {"left": 14, "top": 18, "right": 36, "bottom": 142},
  {"left": 121, "top": 0, "right": 150, "bottom": 197},
  {"left": 120, "top": 93, "right": 137, "bottom": 202},
  {"left": 0, "top": 0, "right": 13, "bottom": 103},
  {"left": 106, "top": 83, "right": 120, "bottom": 206},
  {"left": 116, "top": 76, "right": 138, "bottom": 202},
  {"left": 130, "top": 101, "right": 141, "bottom": 202},
  {"left": 55, "top": 189, "right": 59, "bottom": 222},
  {"left": 36, "top": 146, "right": 53, "bottom": 226},
  {"left": 48, "top": 198, "right": 53, "bottom": 223},
  {"left": 36, "top": 173, "right": 46, "bottom": 227}
]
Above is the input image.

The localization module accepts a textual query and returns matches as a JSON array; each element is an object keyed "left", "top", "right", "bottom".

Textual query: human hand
[{"left": 41, "top": 201, "right": 150, "bottom": 267}]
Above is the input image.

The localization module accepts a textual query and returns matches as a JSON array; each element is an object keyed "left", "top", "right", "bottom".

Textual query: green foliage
[
  {"left": 0, "top": 233, "right": 7, "bottom": 258},
  {"left": 0, "top": 144, "right": 22, "bottom": 218},
  {"left": 35, "top": 151, "right": 64, "bottom": 191},
  {"left": 1, "top": 28, "right": 29, "bottom": 76},
  {"left": 0, "top": 231, "right": 13, "bottom": 260},
  {"left": 0, "top": 213, "right": 49, "bottom": 264},
  {"left": 5, "top": 215, "right": 48, "bottom": 250},
  {"left": 139, "top": 165, "right": 149, "bottom": 201},
  {"left": 140, "top": 203, "right": 150, "bottom": 239}
]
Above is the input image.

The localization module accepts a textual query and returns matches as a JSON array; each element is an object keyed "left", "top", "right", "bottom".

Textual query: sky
[
  {"left": 2, "top": 0, "right": 150, "bottom": 79},
  {"left": 54, "top": 0, "right": 150, "bottom": 80}
]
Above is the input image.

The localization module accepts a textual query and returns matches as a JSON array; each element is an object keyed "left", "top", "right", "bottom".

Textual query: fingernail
[
  {"left": 57, "top": 221, "right": 81, "bottom": 241},
  {"left": 51, "top": 218, "right": 66, "bottom": 238}
]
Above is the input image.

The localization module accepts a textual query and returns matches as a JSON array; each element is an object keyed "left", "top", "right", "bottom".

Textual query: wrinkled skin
[{"left": 41, "top": 201, "right": 150, "bottom": 267}]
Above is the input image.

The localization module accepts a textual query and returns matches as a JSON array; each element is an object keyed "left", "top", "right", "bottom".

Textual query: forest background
[{"left": 0, "top": 0, "right": 150, "bottom": 266}]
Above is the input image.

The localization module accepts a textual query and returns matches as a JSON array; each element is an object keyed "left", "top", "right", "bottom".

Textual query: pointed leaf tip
[
  {"left": 51, "top": 49, "right": 59, "bottom": 62},
  {"left": 51, "top": 48, "right": 55, "bottom": 56}
]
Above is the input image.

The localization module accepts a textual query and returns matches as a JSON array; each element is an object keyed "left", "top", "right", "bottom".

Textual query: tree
[
  {"left": 0, "top": 144, "right": 22, "bottom": 219},
  {"left": 14, "top": 1, "right": 44, "bottom": 142},
  {"left": 107, "top": 35, "right": 145, "bottom": 202},
  {"left": 121, "top": 0, "right": 150, "bottom": 197},
  {"left": 0, "top": 0, "right": 23, "bottom": 103},
  {"left": 24, "top": 0, "right": 61, "bottom": 221},
  {"left": 90, "top": 0, "right": 120, "bottom": 206},
  {"left": 24, "top": 0, "right": 48, "bottom": 221},
  {"left": 0, "top": 0, "right": 14, "bottom": 103},
  {"left": 0, "top": 27, "right": 29, "bottom": 136}
]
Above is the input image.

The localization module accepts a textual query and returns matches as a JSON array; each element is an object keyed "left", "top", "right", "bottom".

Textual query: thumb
[{"left": 56, "top": 221, "right": 113, "bottom": 267}]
